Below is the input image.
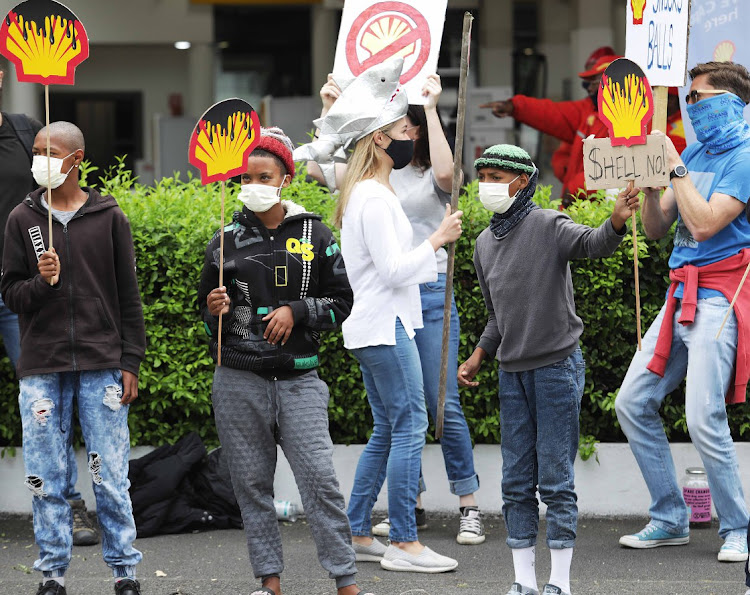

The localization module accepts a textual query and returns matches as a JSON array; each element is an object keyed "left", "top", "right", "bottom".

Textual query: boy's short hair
[{"left": 689, "top": 61, "right": 750, "bottom": 104}]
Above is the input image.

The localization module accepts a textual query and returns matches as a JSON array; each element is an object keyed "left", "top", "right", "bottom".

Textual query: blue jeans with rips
[
  {"left": 415, "top": 275, "right": 479, "bottom": 496},
  {"left": 347, "top": 320, "right": 428, "bottom": 543},
  {"left": 19, "top": 369, "right": 141, "bottom": 579},
  {"left": 499, "top": 347, "right": 585, "bottom": 549},
  {"left": 615, "top": 296, "right": 749, "bottom": 540}
]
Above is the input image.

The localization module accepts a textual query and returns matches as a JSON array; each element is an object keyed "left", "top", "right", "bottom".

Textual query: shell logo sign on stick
[
  {"left": 188, "top": 98, "right": 261, "bottom": 185},
  {"left": 334, "top": 0, "right": 447, "bottom": 105},
  {"left": 598, "top": 58, "right": 654, "bottom": 148},
  {"left": 0, "top": 0, "right": 89, "bottom": 85}
]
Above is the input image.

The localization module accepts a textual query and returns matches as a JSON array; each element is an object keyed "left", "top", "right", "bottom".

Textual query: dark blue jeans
[{"left": 499, "top": 347, "right": 584, "bottom": 549}]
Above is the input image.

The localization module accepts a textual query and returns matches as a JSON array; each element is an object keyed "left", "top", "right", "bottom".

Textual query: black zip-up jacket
[
  {"left": 197, "top": 201, "right": 352, "bottom": 372},
  {"left": 1, "top": 187, "right": 146, "bottom": 378}
]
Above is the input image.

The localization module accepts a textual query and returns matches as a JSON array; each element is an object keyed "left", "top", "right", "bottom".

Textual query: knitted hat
[
  {"left": 578, "top": 54, "right": 621, "bottom": 79},
  {"left": 254, "top": 126, "right": 295, "bottom": 177},
  {"left": 474, "top": 144, "right": 536, "bottom": 175}
]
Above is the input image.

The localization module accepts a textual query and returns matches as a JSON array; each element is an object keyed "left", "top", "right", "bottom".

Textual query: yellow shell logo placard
[{"left": 598, "top": 58, "right": 654, "bottom": 147}]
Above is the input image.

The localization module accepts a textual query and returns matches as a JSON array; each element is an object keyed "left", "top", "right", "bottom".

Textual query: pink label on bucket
[{"left": 683, "top": 487, "right": 711, "bottom": 523}]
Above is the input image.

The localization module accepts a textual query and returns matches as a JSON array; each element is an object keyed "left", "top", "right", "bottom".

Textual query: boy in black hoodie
[
  {"left": 197, "top": 127, "right": 371, "bottom": 595},
  {"left": 0, "top": 122, "right": 145, "bottom": 595}
]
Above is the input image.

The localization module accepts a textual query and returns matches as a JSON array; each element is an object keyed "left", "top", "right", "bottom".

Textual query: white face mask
[
  {"left": 31, "top": 152, "right": 76, "bottom": 189},
  {"left": 237, "top": 178, "right": 287, "bottom": 213},
  {"left": 478, "top": 175, "right": 520, "bottom": 214}
]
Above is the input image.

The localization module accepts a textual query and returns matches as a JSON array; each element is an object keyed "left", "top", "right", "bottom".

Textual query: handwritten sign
[
  {"left": 333, "top": 0, "right": 447, "bottom": 105},
  {"left": 625, "top": 0, "right": 691, "bottom": 87},
  {"left": 583, "top": 135, "right": 669, "bottom": 190}
]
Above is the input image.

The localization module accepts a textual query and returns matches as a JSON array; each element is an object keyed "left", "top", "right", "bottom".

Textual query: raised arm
[{"left": 421, "top": 74, "right": 461, "bottom": 193}]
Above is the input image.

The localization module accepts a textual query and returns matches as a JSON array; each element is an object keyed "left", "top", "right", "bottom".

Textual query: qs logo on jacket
[{"left": 286, "top": 237, "right": 315, "bottom": 262}]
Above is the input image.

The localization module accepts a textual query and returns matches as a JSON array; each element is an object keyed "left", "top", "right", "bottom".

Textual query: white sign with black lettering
[{"left": 583, "top": 135, "right": 670, "bottom": 190}]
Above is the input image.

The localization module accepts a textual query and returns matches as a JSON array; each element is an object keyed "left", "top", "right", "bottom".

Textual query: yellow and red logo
[
  {"left": 188, "top": 98, "right": 262, "bottom": 186},
  {"left": 631, "top": 0, "right": 647, "bottom": 25},
  {"left": 598, "top": 58, "right": 654, "bottom": 147},
  {"left": 0, "top": 0, "right": 89, "bottom": 85}
]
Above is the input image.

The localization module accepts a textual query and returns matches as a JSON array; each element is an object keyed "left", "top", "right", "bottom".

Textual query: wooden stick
[
  {"left": 436, "top": 12, "right": 473, "bottom": 439},
  {"left": 44, "top": 84, "right": 56, "bottom": 286},
  {"left": 716, "top": 259, "right": 750, "bottom": 340},
  {"left": 217, "top": 180, "right": 226, "bottom": 367},
  {"left": 632, "top": 208, "right": 642, "bottom": 350}
]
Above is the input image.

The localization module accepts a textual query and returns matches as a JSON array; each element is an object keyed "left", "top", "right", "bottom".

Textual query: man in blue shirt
[{"left": 615, "top": 61, "right": 750, "bottom": 563}]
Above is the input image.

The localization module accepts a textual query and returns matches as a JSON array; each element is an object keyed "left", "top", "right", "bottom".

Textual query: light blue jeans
[
  {"left": 415, "top": 275, "right": 479, "bottom": 496},
  {"left": 499, "top": 347, "right": 585, "bottom": 549},
  {"left": 19, "top": 369, "right": 141, "bottom": 579},
  {"left": 347, "top": 320, "right": 428, "bottom": 543},
  {"left": 615, "top": 296, "right": 749, "bottom": 539}
]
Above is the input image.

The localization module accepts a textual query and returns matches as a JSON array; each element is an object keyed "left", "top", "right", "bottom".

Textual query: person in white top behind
[{"left": 297, "top": 58, "right": 463, "bottom": 574}]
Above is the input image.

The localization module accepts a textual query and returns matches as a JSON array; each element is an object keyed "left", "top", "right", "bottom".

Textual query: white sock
[
  {"left": 549, "top": 547, "right": 574, "bottom": 594},
  {"left": 511, "top": 546, "right": 538, "bottom": 591},
  {"left": 45, "top": 577, "right": 65, "bottom": 587}
]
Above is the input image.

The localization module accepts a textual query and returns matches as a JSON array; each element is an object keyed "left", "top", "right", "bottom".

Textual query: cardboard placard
[
  {"left": 0, "top": 0, "right": 89, "bottom": 85},
  {"left": 583, "top": 135, "right": 669, "bottom": 190},
  {"left": 332, "top": 0, "right": 447, "bottom": 105},
  {"left": 625, "top": 0, "right": 691, "bottom": 87}
]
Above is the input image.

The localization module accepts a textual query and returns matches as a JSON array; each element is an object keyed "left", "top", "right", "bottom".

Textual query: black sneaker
[
  {"left": 36, "top": 581, "right": 67, "bottom": 595},
  {"left": 69, "top": 499, "right": 100, "bottom": 546},
  {"left": 114, "top": 578, "right": 141, "bottom": 595}
]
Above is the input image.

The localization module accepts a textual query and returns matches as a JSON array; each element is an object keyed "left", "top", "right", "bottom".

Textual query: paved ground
[{"left": 0, "top": 514, "right": 747, "bottom": 595}]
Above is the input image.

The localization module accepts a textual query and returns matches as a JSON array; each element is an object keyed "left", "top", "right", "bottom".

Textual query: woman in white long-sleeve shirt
[{"left": 335, "top": 113, "right": 463, "bottom": 574}]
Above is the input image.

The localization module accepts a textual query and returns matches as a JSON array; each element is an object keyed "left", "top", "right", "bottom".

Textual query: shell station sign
[{"left": 333, "top": 0, "right": 448, "bottom": 105}]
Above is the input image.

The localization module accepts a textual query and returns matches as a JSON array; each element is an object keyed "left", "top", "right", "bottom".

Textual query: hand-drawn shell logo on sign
[
  {"left": 188, "top": 98, "right": 262, "bottom": 185},
  {"left": 598, "top": 58, "right": 654, "bottom": 147},
  {"left": 714, "top": 40, "right": 736, "bottom": 62},
  {"left": 631, "top": 0, "right": 647, "bottom": 25},
  {"left": 0, "top": 0, "right": 89, "bottom": 85},
  {"left": 346, "top": 1, "right": 430, "bottom": 85}
]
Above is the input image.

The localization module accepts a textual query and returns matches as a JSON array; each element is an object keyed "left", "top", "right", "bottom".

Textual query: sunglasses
[{"left": 685, "top": 89, "right": 729, "bottom": 104}]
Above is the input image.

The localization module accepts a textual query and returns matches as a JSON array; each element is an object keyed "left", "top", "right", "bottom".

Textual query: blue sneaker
[
  {"left": 619, "top": 522, "right": 689, "bottom": 548},
  {"left": 717, "top": 532, "right": 748, "bottom": 562}
]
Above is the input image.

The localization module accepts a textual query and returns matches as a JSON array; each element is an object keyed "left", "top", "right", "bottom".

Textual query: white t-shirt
[
  {"left": 390, "top": 165, "right": 451, "bottom": 274},
  {"left": 341, "top": 179, "right": 438, "bottom": 349}
]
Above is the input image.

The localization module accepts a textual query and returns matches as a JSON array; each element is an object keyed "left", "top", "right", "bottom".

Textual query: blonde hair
[{"left": 334, "top": 122, "right": 396, "bottom": 228}]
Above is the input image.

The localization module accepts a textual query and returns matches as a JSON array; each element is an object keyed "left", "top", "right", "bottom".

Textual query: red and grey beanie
[{"left": 254, "top": 126, "right": 295, "bottom": 177}]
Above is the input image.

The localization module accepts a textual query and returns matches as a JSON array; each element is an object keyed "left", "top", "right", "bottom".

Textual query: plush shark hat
[{"left": 293, "top": 57, "right": 408, "bottom": 188}]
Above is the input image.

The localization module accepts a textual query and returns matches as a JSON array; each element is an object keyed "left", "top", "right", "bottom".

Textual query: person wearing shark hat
[
  {"left": 296, "top": 57, "right": 464, "bottom": 574},
  {"left": 459, "top": 144, "right": 639, "bottom": 595}
]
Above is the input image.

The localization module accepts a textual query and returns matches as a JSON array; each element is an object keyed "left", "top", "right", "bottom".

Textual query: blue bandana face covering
[{"left": 686, "top": 92, "right": 750, "bottom": 153}]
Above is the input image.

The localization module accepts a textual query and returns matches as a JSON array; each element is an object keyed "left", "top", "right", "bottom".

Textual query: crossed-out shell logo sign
[
  {"left": 346, "top": 1, "right": 430, "bottom": 85},
  {"left": 188, "top": 98, "right": 261, "bottom": 185},
  {"left": 631, "top": 0, "right": 647, "bottom": 25},
  {"left": 0, "top": 0, "right": 89, "bottom": 85},
  {"left": 598, "top": 58, "right": 654, "bottom": 147}
]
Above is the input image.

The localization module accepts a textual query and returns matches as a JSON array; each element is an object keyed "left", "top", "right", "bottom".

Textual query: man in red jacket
[{"left": 481, "top": 55, "right": 687, "bottom": 206}]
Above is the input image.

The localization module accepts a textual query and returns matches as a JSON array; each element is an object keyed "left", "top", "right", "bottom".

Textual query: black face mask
[{"left": 382, "top": 135, "right": 414, "bottom": 170}]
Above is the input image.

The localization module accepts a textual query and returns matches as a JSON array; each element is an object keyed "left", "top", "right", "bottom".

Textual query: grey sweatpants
[{"left": 211, "top": 366, "right": 357, "bottom": 588}]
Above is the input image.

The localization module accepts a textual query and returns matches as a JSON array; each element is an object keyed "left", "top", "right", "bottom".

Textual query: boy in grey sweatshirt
[{"left": 457, "top": 145, "right": 639, "bottom": 595}]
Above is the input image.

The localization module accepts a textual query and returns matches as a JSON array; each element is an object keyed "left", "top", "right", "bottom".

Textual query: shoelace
[
  {"left": 72, "top": 508, "right": 96, "bottom": 531},
  {"left": 459, "top": 512, "right": 482, "bottom": 534},
  {"left": 638, "top": 523, "right": 659, "bottom": 537},
  {"left": 723, "top": 534, "right": 746, "bottom": 550}
]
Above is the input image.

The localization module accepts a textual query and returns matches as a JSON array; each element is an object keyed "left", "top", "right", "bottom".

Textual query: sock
[
  {"left": 45, "top": 577, "right": 65, "bottom": 587},
  {"left": 511, "top": 546, "right": 538, "bottom": 591},
  {"left": 549, "top": 547, "right": 574, "bottom": 594}
]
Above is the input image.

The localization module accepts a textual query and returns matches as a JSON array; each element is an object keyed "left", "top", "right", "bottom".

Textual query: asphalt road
[{"left": 0, "top": 514, "right": 746, "bottom": 595}]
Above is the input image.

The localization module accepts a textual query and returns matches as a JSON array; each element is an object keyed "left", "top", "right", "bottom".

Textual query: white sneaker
[
  {"left": 380, "top": 544, "right": 458, "bottom": 573},
  {"left": 457, "top": 507, "right": 485, "bottom": 545},
  {"left": 372, "top": 517, "right": 390, "bottom": 537},
  {"left": 717, "top": 532, "right": 748, "bottom": 562},
  {"left": 352, "top": 537, "right": 388, "bottom": 562}
]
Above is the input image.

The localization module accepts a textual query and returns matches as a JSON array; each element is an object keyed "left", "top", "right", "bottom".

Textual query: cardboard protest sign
[
  {"left": 333, "top": 0, "right": 448, "bottom": 105},
  {"left": 583, "top": 135, "right": 669, "bottom": 190},
  {"left": 188, "top": 98, "right": 262, "bottom": 185},
  {"left": 625, "top": 0, "right": 691, "bottom": 87},
  {"left": 598, "top": 58, "right": 654, "bottom": 147},
  {"left": 0, "top": 0, "right": 89, "bottom": 85}
]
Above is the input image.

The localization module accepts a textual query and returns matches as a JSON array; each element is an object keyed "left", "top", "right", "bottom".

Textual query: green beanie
[{"left": 474, "top": 144, "right": 536, "bottom": 175}]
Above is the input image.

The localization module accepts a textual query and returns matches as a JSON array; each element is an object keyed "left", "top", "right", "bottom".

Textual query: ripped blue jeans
[{"left": 19, "top": 369, "right": 141, "bottom": 579}]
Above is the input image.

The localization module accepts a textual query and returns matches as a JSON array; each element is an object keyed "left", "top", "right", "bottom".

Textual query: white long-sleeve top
[{"left": 341, "top": 179, "right": 438, "bottom": 349}]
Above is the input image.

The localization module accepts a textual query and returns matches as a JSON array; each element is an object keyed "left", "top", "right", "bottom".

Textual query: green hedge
[{"left": 3, "top": 162, "right": 750, "bottom": 453}]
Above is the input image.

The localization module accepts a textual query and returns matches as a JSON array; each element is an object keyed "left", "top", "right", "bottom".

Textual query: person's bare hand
[
  {"left": 422, "top": 73, "right": 442, "bottom": 111},
  {"left": 263, "top": 305, "right": 294, "bottom": 345},
  {"left": 458, "top": 356, "right": 482, "bottom": 387},
  {"left": 612, "top": 181, "right": 641, "bottom": 230},
  {"left": 320, "top": 73, "right": 342, "bottom": 112},
  {"left": 479, "top": 99, "right": 514, "bottom": 118},
  {"left": 430, "top": 204, "right": 463, "bottom": 249},
  {"left": 38, "top": 248, "right": 60, "bottom": 285},
  {"left": 121, "top": 370, "right": 138, "bottom": 405},
  {"left": 649, "top": 129, "right": 682, "bottom": 170},
  {"left": 207, "top": 286, "right": 230, "bottom": 316}
]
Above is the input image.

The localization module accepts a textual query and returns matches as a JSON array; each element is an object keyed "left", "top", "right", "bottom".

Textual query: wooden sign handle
[{"left": 217, "top": 180, "right": 226, "bottom": 367}]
